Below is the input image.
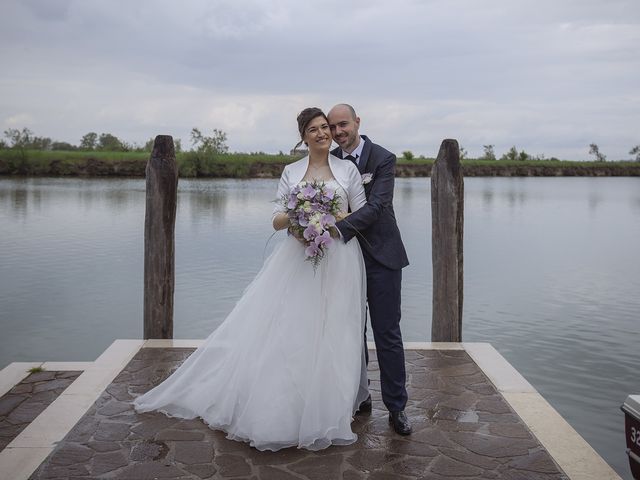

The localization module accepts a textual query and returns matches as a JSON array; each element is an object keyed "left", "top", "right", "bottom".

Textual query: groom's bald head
[{"left": 329, "top": 103, "right": 357, "bottom": 119}]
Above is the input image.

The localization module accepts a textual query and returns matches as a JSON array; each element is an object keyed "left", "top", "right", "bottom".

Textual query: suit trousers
[{"left": 362, "top": 248, "right": 408, "bottom": 412}]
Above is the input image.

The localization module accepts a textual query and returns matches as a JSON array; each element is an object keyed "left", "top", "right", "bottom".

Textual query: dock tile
[
  {"left": 93, "top": 339, "right": 145, "bottom": 369},
  {"left": 61, "top": 367, "right": 126, "bottom": 397},
  {"left": 463, "top": 342, "right": 536, "bottom": 393},
  {"left": 0, "top": 447, "right": 53, "bottom": 480},
  {"left": 113, "top": 461, "right": 186, "bottom": 479},
  {"left": 91, "top": 450, "right": 128, "bottom": 476},
  {"left": 503, "top": 391, "right": 620, "bottom": 480},
  {"left": 405, "top": 342, "right": 465, "bottom": 350},
  {"left": 144, "top": 339, "right": 204, "bottom": 348},
  {"left": 40, "top": 362, "right": 93, "bottom": 371},
  {"left": 0, "top": 363, "right": 43, "bottom": 399},
  {"left": 0, "top": 371, "right": 82, "bottom": 452}
]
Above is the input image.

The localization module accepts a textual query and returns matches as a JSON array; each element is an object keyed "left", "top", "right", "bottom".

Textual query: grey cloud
[
  {"left": 23, "top": 0, "right": 72, "bottom": 21},
  {"left": 0, "top": 0, "right": 639, "bottom": 159}
]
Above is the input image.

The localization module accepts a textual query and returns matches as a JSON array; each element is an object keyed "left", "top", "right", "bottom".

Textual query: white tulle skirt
[{"left": 134, "top": 235, "right": 368, "bottom": 451}]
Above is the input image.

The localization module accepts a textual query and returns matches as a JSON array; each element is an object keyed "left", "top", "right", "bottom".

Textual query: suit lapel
[{"left": 358, "top": 135, "right": 372, "bottom": 173}]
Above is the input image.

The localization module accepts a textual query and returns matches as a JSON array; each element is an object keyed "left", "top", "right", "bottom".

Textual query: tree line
[
  {"left": 401, "top": 143, "right": 640, "bottom": 162},
  {"left": 3, "top": 126, "right": 638, "bottom": 162},
  {"left": 0, "top": 127, "right": 230, "bottom": 155}
]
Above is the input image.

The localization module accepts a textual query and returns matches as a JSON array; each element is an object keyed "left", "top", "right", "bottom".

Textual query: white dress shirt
[{"left": 340, "top": 137, "right": 364, "bottom": 165}]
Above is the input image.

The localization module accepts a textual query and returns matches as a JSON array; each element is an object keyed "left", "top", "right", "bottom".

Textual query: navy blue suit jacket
[{"left": 334, "top": 136, "right": 409, "bottom": 271}]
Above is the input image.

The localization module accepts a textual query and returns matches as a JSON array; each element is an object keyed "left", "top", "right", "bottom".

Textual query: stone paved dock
[
  {"left": 0, "top": 371, "right": 81, "bottom": 451},
  {"left": 32, "top": 348, "right": 564, "bottom": 479},
  {"left": 0, "top": 341, "right": 621, "bottom": 480}
]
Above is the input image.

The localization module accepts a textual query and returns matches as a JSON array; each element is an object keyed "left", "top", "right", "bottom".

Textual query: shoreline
[{"left": 1, "top": 152, "right": 639, "bottom": 177}]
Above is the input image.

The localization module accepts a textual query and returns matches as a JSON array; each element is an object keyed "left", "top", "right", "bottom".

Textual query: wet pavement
[
  {"left": 0, "top": 370, "right": 81, "bottom": 451},
  {"left": 29, "top": 348, "right": 568, "bottom": 479}
]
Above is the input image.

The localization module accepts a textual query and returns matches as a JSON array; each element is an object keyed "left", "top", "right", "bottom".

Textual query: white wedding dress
[{"left": 134, "top": 178, "right": 369, "bottom": 451}]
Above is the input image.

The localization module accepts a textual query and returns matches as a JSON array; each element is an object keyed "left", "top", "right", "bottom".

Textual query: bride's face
[{"left": 304, "top": 116, "right": 332, "bottom": 152}]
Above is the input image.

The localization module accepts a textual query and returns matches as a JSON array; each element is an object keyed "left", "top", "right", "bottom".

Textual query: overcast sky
[{"left": 1, "top": 0, "right": 638, "bottom": 159}]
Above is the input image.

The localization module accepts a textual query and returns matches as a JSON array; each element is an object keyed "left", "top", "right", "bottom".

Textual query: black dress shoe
[
  {"left": 357, "top": 395, "right": 372, "bottom": 414},
  {"left": 389, "top": 411, "right": 412, "bottom": 435}
]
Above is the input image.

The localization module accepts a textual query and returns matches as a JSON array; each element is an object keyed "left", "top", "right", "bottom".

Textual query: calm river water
[{"left": 1, "top": 176, "right": 639, "bottom": 478}]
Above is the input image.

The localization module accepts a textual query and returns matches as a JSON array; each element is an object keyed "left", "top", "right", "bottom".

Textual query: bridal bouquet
[{"left": 284, "top": 181, "right": 342, "bottom": 270}]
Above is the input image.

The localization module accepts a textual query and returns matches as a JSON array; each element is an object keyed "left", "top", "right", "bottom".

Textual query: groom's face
[{"left": 328, "top": 106, "right": 360, "bottom": 153}]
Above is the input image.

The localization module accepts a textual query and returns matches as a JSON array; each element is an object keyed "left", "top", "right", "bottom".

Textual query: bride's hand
[
  {"left": 335, "top": 212, "right": 350, "bottom": 222},
  {"left": 288, "top": 226, "right": 306, "bottom": 244},
  {"left": 329, "top": 226, "right": 341, "bottom": 239}
]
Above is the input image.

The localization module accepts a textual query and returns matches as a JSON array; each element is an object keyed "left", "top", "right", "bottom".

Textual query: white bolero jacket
[{"left": 272, "top": 154, "right": 367, "bottom": 218}]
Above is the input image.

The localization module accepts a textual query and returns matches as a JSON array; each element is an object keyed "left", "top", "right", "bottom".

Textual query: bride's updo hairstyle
[{"left": 294, "top": 107, "right": 328, "bottom": 150}]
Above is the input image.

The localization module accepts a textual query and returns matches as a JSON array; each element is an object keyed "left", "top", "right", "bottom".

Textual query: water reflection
[
  {"left": 12, "top": 187, "right": 28, "bottom": 216},
  {"left": 1, "top": 181, "right": 29, "bottom": 218},
  {"left": 1, "top": 176, "right": 639, "bottom": 479},
  {"left": 506, "top": 189, "right": 527, "bottom": 207},
  {"left": 0, "top": 178, "right": 146, "bottom": 218},
  {"left": 182, "top": 189, "right": 229, "bottom": 221},
  {"left": 104, "top": 188, "right": 139, "bottom": 210},
  {"left": 481, "top": 188, "right": 494, "bottom": 209},
  {"left": 588, "top": 192, "right": 602, "bottom": 212},
  {"left": 395, "top": 176, "right": 421, "bottom": 203}
]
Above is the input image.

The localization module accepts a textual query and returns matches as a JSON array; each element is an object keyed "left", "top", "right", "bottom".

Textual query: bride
[{"left": 133, "top": 107, "right": 369, "bottom": 451}]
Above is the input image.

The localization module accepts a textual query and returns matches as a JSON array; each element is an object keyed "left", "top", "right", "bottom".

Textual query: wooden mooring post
[
  {"left": 431, "top": 139, "right": 464, "bottom": 342},
  {"left": 144, "top": 135, "right": 178, "bottom": 339}
]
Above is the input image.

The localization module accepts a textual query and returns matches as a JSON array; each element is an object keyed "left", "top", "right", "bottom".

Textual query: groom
[{"left": 328, "top": 104, "right": 412, "bottom": 435}]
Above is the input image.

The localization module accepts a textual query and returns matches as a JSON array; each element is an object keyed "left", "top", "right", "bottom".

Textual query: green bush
[{"left": 401, "top": 150, "right": 414, "bottom": 161}]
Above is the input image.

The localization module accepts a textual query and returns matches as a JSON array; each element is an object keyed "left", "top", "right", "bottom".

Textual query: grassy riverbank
[{"left": 1, "top": 149, "right": 639, "bottom": 177}]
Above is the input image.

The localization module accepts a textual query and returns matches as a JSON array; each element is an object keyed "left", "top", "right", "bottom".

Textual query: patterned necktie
[{"left": 345, "top": 154, "right": 358, "bottom": 166}]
